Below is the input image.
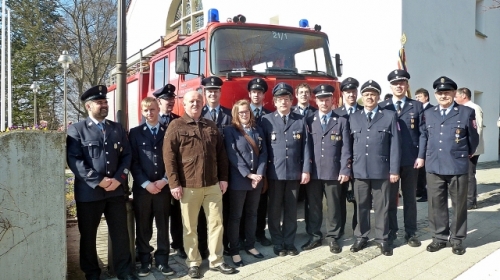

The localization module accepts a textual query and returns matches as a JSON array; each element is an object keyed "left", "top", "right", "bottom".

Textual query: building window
[
  {"left": 475, "top": 0, "right": 487, "bottom": 37},
  {"left": 169, "top": 0, "right": 204, "bottom": 35}
]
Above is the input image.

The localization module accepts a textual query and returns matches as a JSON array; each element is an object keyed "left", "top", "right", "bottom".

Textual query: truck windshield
[{"left": 210, "top": 27, "right": 335, "bottom": 76}]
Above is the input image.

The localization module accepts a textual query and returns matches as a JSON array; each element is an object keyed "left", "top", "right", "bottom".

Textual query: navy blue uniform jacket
[
  {"left": 292, "top": 105, "right": 317, "bottom": 119},
  {"left": 423, "top": 103, "right": 479, "bottom": 175},
  {"left": 67, "top": 118, "right": 132, "bottom": 202},
  {"left": 350, "top": 107, "right": 401, "bottom": 179},
  {"left": 202, "top": 105, "right": 232, "bottom": 134},
  {"left": 129, "top": 122, "right": 168, "bottom": 195},
  {"left": 306, "top": 111, "right": 352, "bottom": 180},
  {"left": 223, "top": 125, "right": 268, "bottom": 190},
  {"left": 381, "top": 98, "right": 426, "bottom": 166},
  {"left": 333, "top": 105, "right": 364, "bottom": 118},
  {"left": 261, "top": 111, "right": 312, "bottom": 180}
]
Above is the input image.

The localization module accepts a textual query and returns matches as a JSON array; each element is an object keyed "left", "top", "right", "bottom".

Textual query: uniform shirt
[
  {"left": 423, "top": 103, "right": 479, "bottom": 175},
  {"left": 67, "top": 118, "right": 132, "bottom": 202},
  {"left": 163, "top": 114, "right": 229, "bottom": 188}
]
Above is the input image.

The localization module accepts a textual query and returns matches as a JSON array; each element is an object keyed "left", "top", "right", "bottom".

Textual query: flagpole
[{"left": 399, "top": 33, "right": 411, "bottom": 98}]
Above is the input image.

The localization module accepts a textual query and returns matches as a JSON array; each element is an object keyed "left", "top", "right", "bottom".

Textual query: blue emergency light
[
  {"left": 299, "top": 19, "right": 309, "bottom": 28},
  {"left": 207, "top": 8, "right": 220, "bottom": 23}
]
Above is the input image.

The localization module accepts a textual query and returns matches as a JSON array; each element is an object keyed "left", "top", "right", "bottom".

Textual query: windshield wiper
[
  {"left": 219, "top": 68, "right": 266, "bottom": 78},
  {"left": 300, "top": 70, "right": 336, "bottom": 79},
  {"left": 265, "top": 67, "right": 303, "bottom": 76}
]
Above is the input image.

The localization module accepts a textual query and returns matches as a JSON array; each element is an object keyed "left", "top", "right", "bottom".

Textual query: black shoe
[
  {"left": 245, "top": 249, "right": 264, "bottom": 258},
  {"left": 273, "top": 245, "right": 287, "bottom": 256},
  {"left": 223, "top": 249, "right": 231, "bottom": 256},
  {"left": 377, "top": 242, "right": 393, "bottom": 256},
  {"left": 200, "top": 249, "right": 209, "bottom": 260},
  {"left": 405, "top": 234, "right": 421, "bottom": 247},
  {"left": 157, "top": 264, "right": 174, "bottom": 276},
  {"left": 350, "top": 239, "right": 367, "bottom": 252},
  {"left": 256, "top": 235, "right": 272, "bottom": 246},
  {"left": 137, "top": 263, "right": 151, "bottom": 277},
  {"left": 452, "top": 243, "right": 466, "bottom": 255},
  {"left": 417, "top": 196, "right": 427, "bottom": 202},
  {"left": 188, "top": 266, "right": 201, "bottom": 279},
  {"left": 329, "top": 240, "right": 342, "bottom": 254},
  {"left": 231, "top": 255, "right": 244, "bottom": 267},
  {"left": 301, "top": 239, "right": 322, "bottom": 250},
  {"left": 285, "top": 244, "right": 299, "bottom": 256},
  {"left": 210, "top": 263, "right": 237, "bottom": 274},
  {"left": 176, "top": 248, "right": 187, "bottom": 259},
  {"left": 426, "top": 241, "right": 447, "bottom": 252},
  {"left": 119, "top": 275, "right": 139, "bottom": 280},
  {"left": 467, "top": 204, "right": 477, "bottom": 210}
]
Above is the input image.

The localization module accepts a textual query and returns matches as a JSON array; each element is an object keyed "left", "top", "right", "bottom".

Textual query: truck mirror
[
  {"left": 176, "top": 45, "right": 190, "bottom": 74},
  {"left": 334, "top": 53, "right": 343, "bottom": 77}
]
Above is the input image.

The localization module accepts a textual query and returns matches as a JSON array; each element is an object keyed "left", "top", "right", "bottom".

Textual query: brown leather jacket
[{"left": 163, "top": 114, "right": 229, "bottom": 188}]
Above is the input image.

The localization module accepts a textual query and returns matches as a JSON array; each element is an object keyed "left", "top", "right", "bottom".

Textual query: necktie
[
  {"left": 151, "top": 127, "right": 157, "bottom": 138},
  {"left": 367, "top": 111, "right": 373, "bottom": 122},
  {"left": 396, "top": 101, "right": 402, "bottom": 114},
  {"left": 163, "top": 114, "right": 170, "bottom": 125},
  {"left": 282, "top": 115, "right": 287, "bottom": 125},
  {"left": 441, "top": 109, "right": 446, "bottom": 119},
  {"left": 210, "top": 109, "right": 217, "bottom": 122},
  {"left": 97, "top": 122, "right": 105, "bottom": 133},
  {"left": 348, "top": 107, "right": 354, "bottom": 115},
  {"left": 254, "top": 108, "right": 260, "bottom": 118},
  {"left": 321, "top": 115, "right": 327, "bottom": 131},
  {"left": 302, "top": 107, "right": 308, "bottom": 116}
]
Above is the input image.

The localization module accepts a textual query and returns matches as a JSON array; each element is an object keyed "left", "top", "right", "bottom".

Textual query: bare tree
[{"left": 55, "top": 0, "right": 117, "bottom": 119}]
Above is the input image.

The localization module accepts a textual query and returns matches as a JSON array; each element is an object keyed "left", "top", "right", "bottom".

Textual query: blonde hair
[
  {"left": 141, "top": 96, "right": 158, "bottom": 108},
  {"left": 231, "top": 99, "right": 256, "bottom": 129}
]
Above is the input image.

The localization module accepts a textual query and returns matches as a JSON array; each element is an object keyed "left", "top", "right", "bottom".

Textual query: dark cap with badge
[
  {"left": 313, "top": 84, "right": 335, "bottom": 98},
  {"left": 340, "top": 77, "right": 359, "bottom": 91},
  {"left": 248, "top": 78, "right": 268, "bottom": 93},
  {"left": 360, "top": 80, "right": 381, "bottom": 94},
  {"left": 433, "top": 76, "right": 457, "bottom": 92},
  {"left": 81, "top": 85, "right": 107, "bottom": 102},
  {"left": 153, "top": 84, "right": 176, "bottom": 99},
  {"left": 272, "top": 82, "right": 294, "bottom": 97},
  {"left": 387, "top": 69, "right": 410, "bottom": 83},
  {"left": 201, "top": 76, "right": 223, "bottom": 89}
]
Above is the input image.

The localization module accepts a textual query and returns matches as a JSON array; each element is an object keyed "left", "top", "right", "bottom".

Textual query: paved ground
[{"left": 67, "top": 161, "right": 500, "bottom": 279}]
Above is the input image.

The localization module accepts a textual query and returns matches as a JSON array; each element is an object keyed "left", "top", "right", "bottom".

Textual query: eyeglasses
[{"left": 238, "top": 110, "right": 250, "bottom": 116}]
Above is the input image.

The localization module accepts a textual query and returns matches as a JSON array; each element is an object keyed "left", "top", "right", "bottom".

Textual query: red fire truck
[{"left": 107, "top": 9, "right": 343, "bottom": 129}]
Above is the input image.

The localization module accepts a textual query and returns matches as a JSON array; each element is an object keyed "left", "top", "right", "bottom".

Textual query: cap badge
[
  {"left": 211, "top": 78, "right": 214, "bottom": 82},
  {"left": 441, "top": 78, "right": 445, "bottom": 83},
  {"left": 369, "top": 80, "right": 373, "bottom": 83},
  {"left": 167, "top": 85, "right": 171, "bottom": 88},
  {"left": 394, "top": 70, "right": 398, "bottom": 74},
  {"left": 348, "top": 78, "right": 351, "bottom": 81},
  {"left": 257, "top": 79, "right": 260, "bottom": 82},
  {"left": 321, "top": 85, "right": 324, "bottom": 89}
]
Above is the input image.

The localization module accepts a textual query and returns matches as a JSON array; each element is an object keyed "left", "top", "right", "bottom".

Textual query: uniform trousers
[
  {"left": 416, "top": 167, "right": 428, "bottom": 198},
  {"left": 321, "top": 180, "right": 344, "bottom": 242},
  {"left": 227, "top": 187, "right": 261, "bottom": 255},
  {"left": 170, "top": 198, "right": 208, "bottom": 252},
  {"left": 180, "top": 184, "right": 224, "bottom": 268},
  {"left": 389, "top": 166, "right": 418, "bottom": 237},
  {"left": 340, "top": 180, "right": 357, "bottom": 233},
  {"left": 354, "top": 179, "right": 391, "bottom": 242},
  {"left": 304, "top": 180, "right": 325, "bottom": 240},
  {"left": 467, "top": 155, "right": 480, "bottom": 207},
  {"left": 76, "top": 196, "right": 133, "bottom": 279},
  {"left": 256, "top": 191, "right": 268, "bottom": 238},
  {"left": 426, "top": 173, "right": 468, "bottom": 244},
  {"left": 133, "top": 190, "right": 170, "bottom": 265},
  {"left": 268, "top": 179, "right": 299, "bottom": 246}
]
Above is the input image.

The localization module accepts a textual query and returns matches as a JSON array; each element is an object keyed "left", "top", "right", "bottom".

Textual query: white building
[{"left": 125, "top": 0, "right": 500, "bottom": 162}]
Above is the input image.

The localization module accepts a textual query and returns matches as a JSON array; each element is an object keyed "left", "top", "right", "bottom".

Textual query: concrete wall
[
  {"left": 403, "top": 0, "right": 500, "bottom": 162},
  {"left": 0, "top": 131, "right": 66, "bottom": 279}
]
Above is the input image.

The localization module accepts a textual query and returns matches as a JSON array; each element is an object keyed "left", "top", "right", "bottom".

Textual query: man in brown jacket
[{"left": 163, "top": 90, "right": 235, "bottom": 278}]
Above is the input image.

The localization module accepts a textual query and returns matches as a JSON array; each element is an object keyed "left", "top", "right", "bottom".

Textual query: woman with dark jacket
[{"left": 223, "top": 99, "right": 268, "bottom": 267}]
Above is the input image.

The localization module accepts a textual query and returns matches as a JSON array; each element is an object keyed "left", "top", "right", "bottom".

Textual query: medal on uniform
[
  {"left": 120, "top": 147, "right": 123, "bottom": 152},
  {"left": 455, "top": 129, "right": 460, "bottom": 143},
  {"left": 411, "top": 118, "right": 414, "bottom": 123},
  {"left": 114, "top": 143, "right": 117, "bottom": 149},
  {"left": 271, "top": 131, "right": 276, "bottom": 141},
  {"left": 296, "top": 133, "right": 301, "bottom": 140},
  {"left": 293, "top": 131, "right": 297, "bottom": 140},
  {"left": 411, "top": 124, "right": 414, "bottom": 129},
  {"left": 331, "top": 134, "right": 335, "bottom": 141}
]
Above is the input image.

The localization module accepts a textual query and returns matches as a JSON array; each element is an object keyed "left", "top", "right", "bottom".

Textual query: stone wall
[{"left": 0, "top": 131, "right": 66, "bottom": 279}]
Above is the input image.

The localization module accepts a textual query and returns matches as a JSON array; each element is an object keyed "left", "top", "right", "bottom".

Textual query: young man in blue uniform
[
  {"left": 129, "top": 97, "right": 174, "bottom": 277},
  {"left": 382, "top": 69, "right": 425, "bottom": 247},
  {"left": 261, "top": 82, "right": 311, "bottom": 256},
  {"left": 414, "top": 88, "right": 434, "bottom": 202},
  {"left": 424, "top": 76, "right": 479, "bottom": 255},
  {"left": 303, "top": 84, "right": 352, "bottom": 254},
  {"left": 349, "top": 80, "right": 401, "bottom": 256},
  {"left": 292, "top": 83, "right": 317, "bottom": 118},
  {"left": 333, "top": 77, "right": 362, "bottom": 236},
  {"left": 66, "top": 85, "right": 138, "bottom": 280}
]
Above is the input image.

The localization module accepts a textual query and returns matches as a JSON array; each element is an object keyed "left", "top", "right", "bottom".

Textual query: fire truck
[{"left": 107, "top": 9, "right": 343, "bottom": 129}]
